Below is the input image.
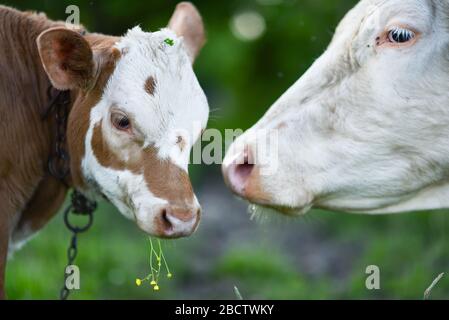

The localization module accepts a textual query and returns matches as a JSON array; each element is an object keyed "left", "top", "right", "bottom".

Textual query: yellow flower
[{"left": 140, "top": 238, "right": 173, "bottom": 292}]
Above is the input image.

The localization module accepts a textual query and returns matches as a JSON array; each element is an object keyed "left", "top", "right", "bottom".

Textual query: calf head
[
  {"left": 223, "top": 0, "right": 449, "bottom": 215},
  {"left": 37, "top": 3, "right": 208, "bottom": 238}
]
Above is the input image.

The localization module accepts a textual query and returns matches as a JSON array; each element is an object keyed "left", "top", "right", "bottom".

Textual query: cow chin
[
  {"left": 232, "top": 177, "right": 314, "bottom": 218},
  {"left": 98, "top": 190, "right": 197, "bottom": 239},
  {"left": 249, "top": 202, "right": 312, "bottom": 219}
]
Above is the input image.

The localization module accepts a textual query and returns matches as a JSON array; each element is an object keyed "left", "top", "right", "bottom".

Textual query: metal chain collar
[
  {"left": 43, "top": 86, "right": 97, "bottom": 300},
  {"left": 43, "top": 87, "right": 71, "bottom": 181}
]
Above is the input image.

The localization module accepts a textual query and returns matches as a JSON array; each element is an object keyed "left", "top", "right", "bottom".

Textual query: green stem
[{"left": 148, "top": 237, "right": 156, "bottom": 282}]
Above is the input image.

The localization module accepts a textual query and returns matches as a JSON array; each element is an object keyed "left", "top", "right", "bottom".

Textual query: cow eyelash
[
  {"left": 111, "top": 112, "right": 131, "bottom": 131},
  {"left": 388, "top": 27, "right": 416, "bottom": 44}
]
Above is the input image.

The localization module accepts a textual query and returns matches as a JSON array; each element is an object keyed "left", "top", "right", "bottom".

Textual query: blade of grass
[
  {"left": 234, "top": 285, "right": 243, "bottom": 300},
  {"left": 424, "top": 273, "right": 444, "bottom": 300}
]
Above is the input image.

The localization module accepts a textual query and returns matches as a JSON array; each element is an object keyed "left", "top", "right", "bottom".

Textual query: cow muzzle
[{"left": 222, "top": 145, "right": 271, "bottom": 205}]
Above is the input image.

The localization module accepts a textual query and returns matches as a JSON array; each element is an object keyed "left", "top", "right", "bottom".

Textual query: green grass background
[{"left": 7, "top": 197, "right": 449, "bottom": 299}]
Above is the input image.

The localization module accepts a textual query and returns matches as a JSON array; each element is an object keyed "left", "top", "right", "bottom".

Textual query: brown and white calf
[
  {"left": 0, "top": 3, "right": 208, "bottom": 298},
  {"left": 223, "top": 0, "right": 449, "bottom": 216}
]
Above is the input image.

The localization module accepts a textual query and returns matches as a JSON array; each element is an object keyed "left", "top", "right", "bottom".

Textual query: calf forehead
[{"left": 103, "top": 27, "right": 206, "bottom": 138}]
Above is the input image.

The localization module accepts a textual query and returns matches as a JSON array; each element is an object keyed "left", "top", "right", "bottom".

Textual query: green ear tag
[{"left": 164, "top": 38, "right": 175, "bottom": 46}]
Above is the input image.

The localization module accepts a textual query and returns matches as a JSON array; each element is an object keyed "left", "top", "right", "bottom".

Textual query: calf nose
[
  {"left": 158, "top": 205, "right": 201, "bottom": 238},
  {"left": 222, "top": 146, "right": 255, "bottom": 196}
]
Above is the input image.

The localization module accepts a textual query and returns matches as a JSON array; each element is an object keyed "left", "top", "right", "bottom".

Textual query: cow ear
[
  {"left": 37, "top": 28, "right": 95, "bottom": 90},
  {"left": 168, "top": 2, "right": 205, "bottom": 64}
]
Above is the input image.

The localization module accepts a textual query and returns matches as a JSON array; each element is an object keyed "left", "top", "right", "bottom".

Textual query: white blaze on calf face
[{"left": 223, "top": 0, "right": 449, "bottom": 215}]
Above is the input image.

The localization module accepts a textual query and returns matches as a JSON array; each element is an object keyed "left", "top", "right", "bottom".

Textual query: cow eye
[
  {"left": 111, "top": 112, "right": 131, "bottom": 131},
  {"left": 388, "top": 27, "right": 415, "bottom": 44}
]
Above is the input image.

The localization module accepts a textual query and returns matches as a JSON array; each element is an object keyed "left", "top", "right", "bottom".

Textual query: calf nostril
[
  {"left": 159, "top": 206, "right": 199, "bottom": 235},
  {"left": 234, "top": 161, "right": 254, "bottom": 184},
  {"left": 160, "top": 208, "right": 173, "bottom": 231}
]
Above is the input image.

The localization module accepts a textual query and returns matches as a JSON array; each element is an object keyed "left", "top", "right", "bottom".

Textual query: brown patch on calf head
[
  {"left": 91, "top": 120, "right": 142, "bottom": 172},
  {"left": 91, "top": 121, "right": 127, "bottom": 171},
  {"left": 144, "top": 76, "right": 157, "bottom": 96},
  {"left": 142, "top": 147, "right": 194, "bottom": 207}
]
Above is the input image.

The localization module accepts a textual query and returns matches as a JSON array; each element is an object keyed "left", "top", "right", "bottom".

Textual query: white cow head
[
  {"left": 223, "top": 0, "right": 449, "bottom": 216},
  {"left": 37, "top": 3, "right": 208, "bottom": 237}
]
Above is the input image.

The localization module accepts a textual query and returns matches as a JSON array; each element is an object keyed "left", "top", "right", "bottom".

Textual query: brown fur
[
  {"left": 144, "top": 76, "right": 157, "bottom": 96},
  {"left": 91, "top": 121, "right": 194, "bottom": 207},
  {"left": 0, "top": 6, "right": 118, "bottom": 298},
  {"left": 0, "top": 6, "right": 63, "bottom": 298},
  {"left": 14, "top": 176, "right": 68, "bottom": 239},
  {"left": 142, "top": 148, "right": 194, "bottom": 207},
  {"left": 38, "top": 28, "right": 94, "bottom": 90}
]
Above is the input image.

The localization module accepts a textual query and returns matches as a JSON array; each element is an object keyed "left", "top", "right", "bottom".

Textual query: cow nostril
[
  {"left": 226, "top": 161, "right": 254, "bottom": 195},
  {"left": 234, "top": 152, "right": 255, "bottom": 182},
  {"left": 223, "top": 148, "right": 256, "bottom": 195},
  {"left": 238, "top": 148, "right": 254, "bottom": 173}
]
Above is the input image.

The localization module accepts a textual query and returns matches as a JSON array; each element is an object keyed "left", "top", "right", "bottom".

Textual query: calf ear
[
  {"left": 37, "top": 28, "right": 94, "bottom": 90},
  {"left": 168, "top": 2, "right": 205, "bottom": 63}
]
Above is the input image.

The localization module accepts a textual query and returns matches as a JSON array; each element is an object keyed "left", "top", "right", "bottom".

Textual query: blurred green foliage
[{"left": 3, "top": 0, "right": 449, "bottom": 300}]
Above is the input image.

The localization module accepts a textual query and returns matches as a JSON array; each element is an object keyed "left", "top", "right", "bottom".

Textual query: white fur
[{"left": 224, "top": 0, "right": 449, "bottom": 215}]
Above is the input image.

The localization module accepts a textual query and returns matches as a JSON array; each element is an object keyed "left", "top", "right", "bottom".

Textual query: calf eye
[
  {"left": 388, "top": 27, "right": 415, "bottom": 44},
  {"left": 111, "top": 112, "right": 131, "bottom": 131}
]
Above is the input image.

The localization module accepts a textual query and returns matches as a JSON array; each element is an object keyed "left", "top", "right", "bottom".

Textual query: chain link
[
  {"left": 60, "top": 191, "right": 96, "bottom": 300},
  {"left": 60, "top": 232, "right": 78, "bottom": 300}
]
